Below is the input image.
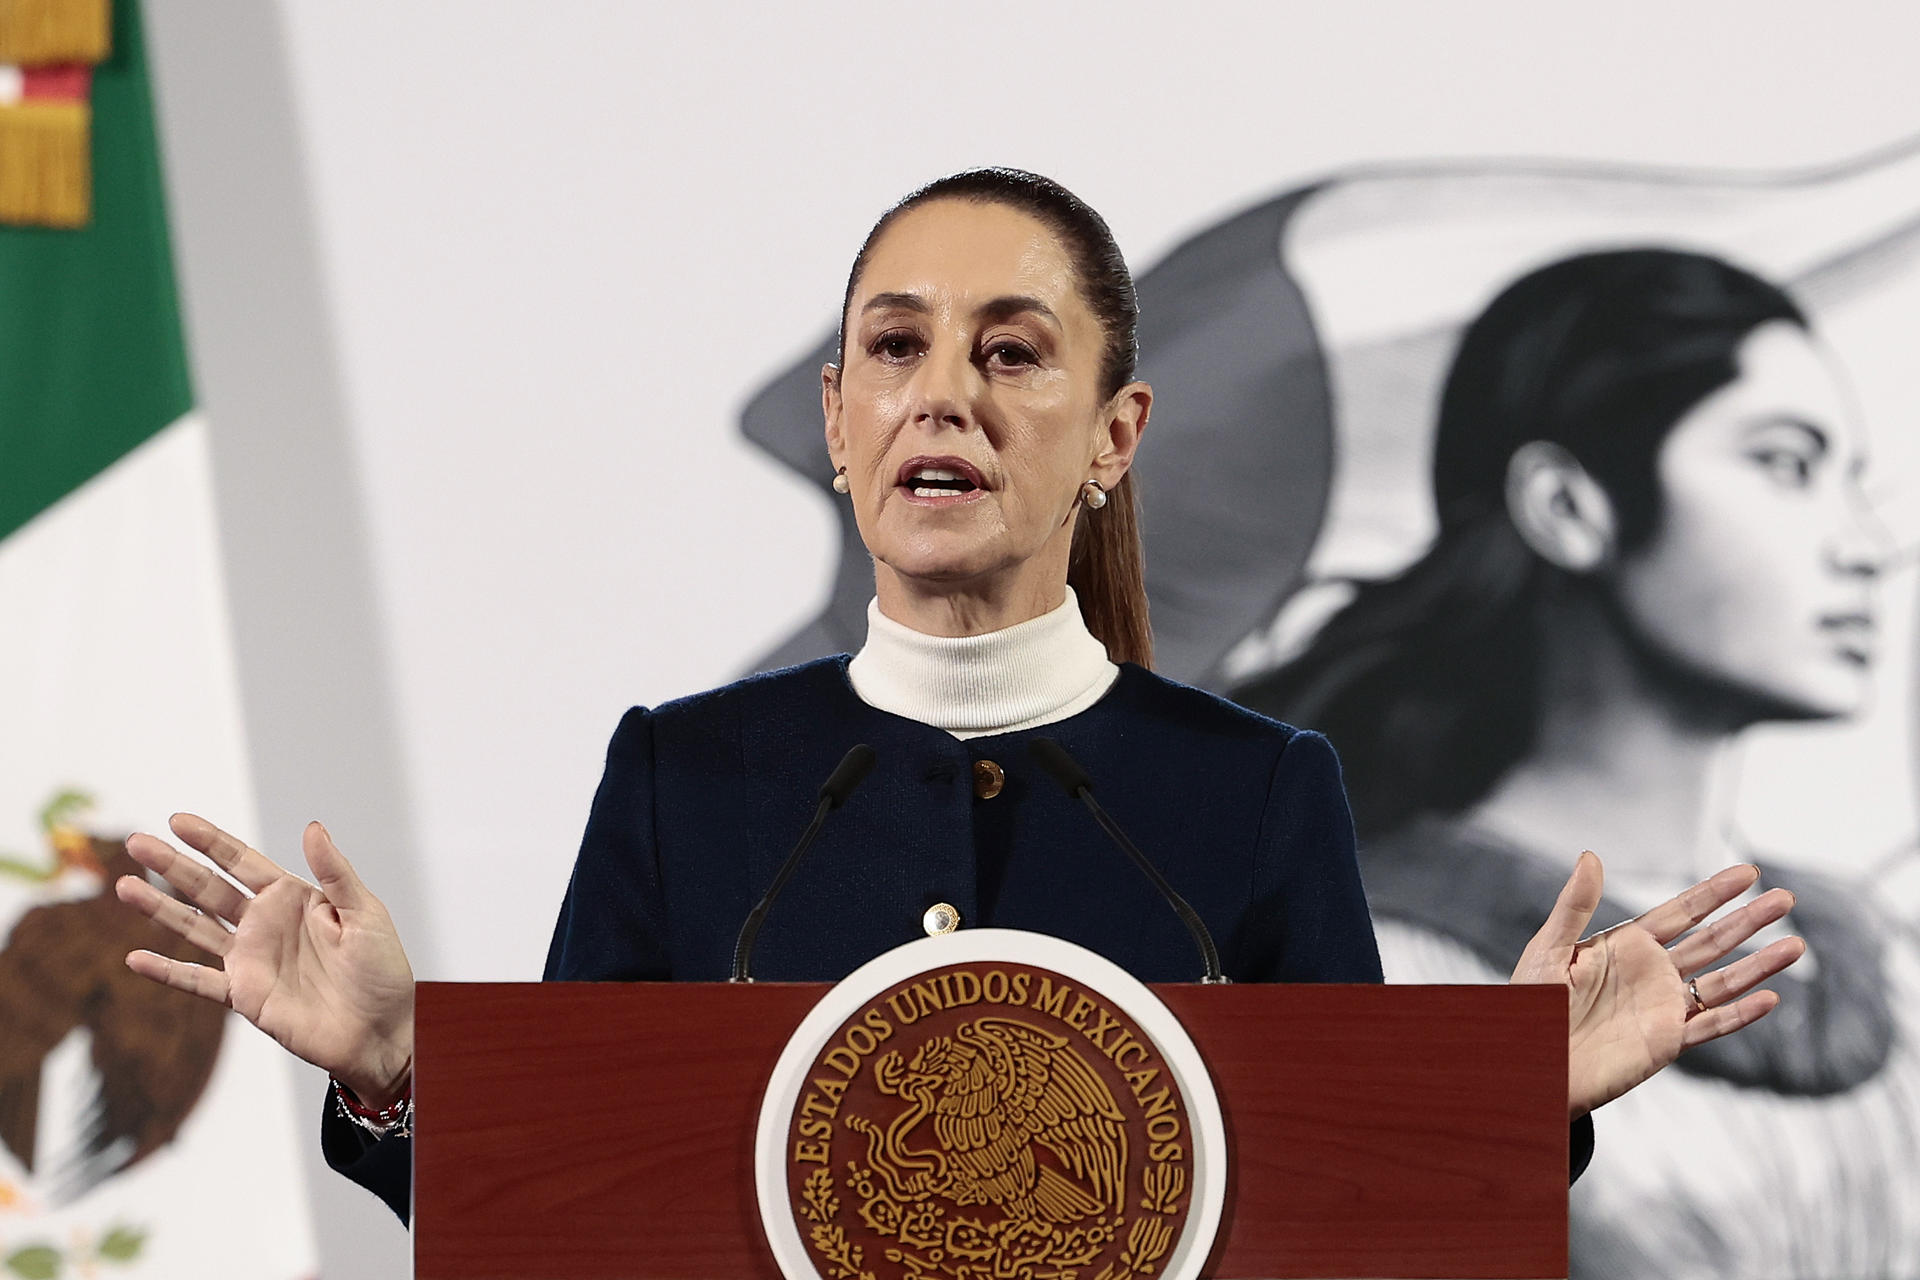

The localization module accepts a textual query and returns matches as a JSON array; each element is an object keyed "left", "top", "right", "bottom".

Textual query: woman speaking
[{"left": 110, "top": 170, "right": 1802, "bottom": 1222}]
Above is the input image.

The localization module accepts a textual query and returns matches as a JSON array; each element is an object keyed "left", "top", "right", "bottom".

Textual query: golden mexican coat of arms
[{"left": 785, "top": 962, "right": 1194, "bottom": 1280}]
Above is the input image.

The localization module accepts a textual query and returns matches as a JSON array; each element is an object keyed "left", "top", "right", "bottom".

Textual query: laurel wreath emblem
[{"left": 788, "top": 964, "right": 1194, "bottom": 1280}]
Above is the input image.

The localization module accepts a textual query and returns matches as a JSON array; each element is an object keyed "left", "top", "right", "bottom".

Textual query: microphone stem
[
  {"left": 731, "top": 793, "right": 833, "bottom": 983},
  {"left": 1076, "top": 790, "right": 1227, "bottom": 984}
]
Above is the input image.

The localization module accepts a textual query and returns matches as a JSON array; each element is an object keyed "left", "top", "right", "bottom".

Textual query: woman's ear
[
  {"left": 1505, "top": 441, "right": 1617, "bottom": 572},
  {"left": 1091, "top": 382, "right": 1152, "bottom": 487},
  {"left": 821, "top": 362, "right": 845, "bottom": 463}
]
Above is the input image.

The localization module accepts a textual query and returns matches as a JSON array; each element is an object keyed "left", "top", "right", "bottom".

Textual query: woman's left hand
[{"left": 1511, "top": 851, "right": 1805, "bottom": 1119}]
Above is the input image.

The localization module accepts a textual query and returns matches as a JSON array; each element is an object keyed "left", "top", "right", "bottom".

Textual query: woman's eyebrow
[
  {"left": 860, "top": 291, "right": 931, "bottom": 316},
  {"left": 977, "top": 295, "right": 1059, "bottom": 326},
  {"left": 857, "top": 292, "right": 1060, "bottom": 326},
  {"left": 1743, "top": 415, "right": 1831, "bottom": 454}
]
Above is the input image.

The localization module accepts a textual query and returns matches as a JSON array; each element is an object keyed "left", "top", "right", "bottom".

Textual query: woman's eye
[
  {"left": 1750, "top": 448, "right": 1815, "bottom": 488},
  {"left": 984, "top": 341, "right": 1038, "bottom": 369},
  {"left": 870, "top": 332, "right": 921, "bottom": 362}
]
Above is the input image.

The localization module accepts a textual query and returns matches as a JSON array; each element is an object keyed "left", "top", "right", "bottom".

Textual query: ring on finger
[{"left": 1686, "top": 976, "right": 1709, "bottom": 1016}]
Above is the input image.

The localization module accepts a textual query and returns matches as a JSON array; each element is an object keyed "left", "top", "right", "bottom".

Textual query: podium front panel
[{"left": 414, "top": 981, "right": 1565, "bottom": 1278}]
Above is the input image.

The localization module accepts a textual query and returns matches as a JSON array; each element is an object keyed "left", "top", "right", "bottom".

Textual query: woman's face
[
  {"left": 824, "top": 199, "right": 1144, "bottom": 602},
  {"left": 1609, "top": 320, "right": 1881, "bottom": 720}
]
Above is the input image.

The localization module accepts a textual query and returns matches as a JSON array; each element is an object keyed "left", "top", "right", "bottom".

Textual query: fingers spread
[
  {"left": 115, "top": 875, "right": 235, "bottom": 957},
  {"left": 125, "top": 949, "right": 232, "bottom": 1006},
  {"left": 124, "top": 832, "right": 251, "bottom": 923},
  {"left": 1693, "top": 936, "right": 1806, "bottom": 1008},
  {"left": 302, "top": 821, "right": 369, "bottom": 911},
  {"left": 168, "top": 813, "right": 284, "bottom": 894},
  {"left": 1682, "top": 988, "right": 1780, "bottom": 1050},
  {"left": 1668, "top": 887, "right": 1796, "bottom": 975},
  {"left": 1633, "top": 863, "right": 1761, "bottom": 945}
]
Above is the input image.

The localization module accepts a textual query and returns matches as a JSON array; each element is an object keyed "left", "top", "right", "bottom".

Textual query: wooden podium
[{"left": 413, "top": 981, "right": 1567, "bottom": 1279}]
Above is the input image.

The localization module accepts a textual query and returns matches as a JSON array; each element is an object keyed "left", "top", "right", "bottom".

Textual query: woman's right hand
[{"left": 116, "top": 814, "right": 416, "bottom": 1110}]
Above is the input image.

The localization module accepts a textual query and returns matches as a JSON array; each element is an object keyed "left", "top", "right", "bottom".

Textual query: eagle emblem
[
  {"left": 847, "top": 1017, "right": 1127, "bottom": 1226},
  {"left": 786, "top": 962, "right": 1195, "bottom": 1280},
  {"left": 0, "top": 799, "right": 226, "bottom": 1203}
]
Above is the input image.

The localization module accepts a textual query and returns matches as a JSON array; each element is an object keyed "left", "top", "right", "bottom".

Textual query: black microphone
[
  {"left": 1028, "top": 737, "right": 1227, "bottom": 984},
  {"left": 730, "top": 744, "right": 876, "bottom": 983}
]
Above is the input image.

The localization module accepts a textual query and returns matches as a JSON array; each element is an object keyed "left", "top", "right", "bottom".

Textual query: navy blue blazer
[
  {"left": 325, "top": 657, "right": 1587, "bottom": 1218},
  {"left": 545, "top": 657, "right": 1382, "bottom": 987}
]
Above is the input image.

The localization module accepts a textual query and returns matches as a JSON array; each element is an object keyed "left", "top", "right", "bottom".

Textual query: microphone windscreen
[
  {"left": 819, "top": 743, "right": 877, "bottom": 808},
  {"left": 1027, "top": 737, "right": 1093, "bottom": 797}
]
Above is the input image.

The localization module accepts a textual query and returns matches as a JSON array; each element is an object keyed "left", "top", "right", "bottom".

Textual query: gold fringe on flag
[
  {"left": 0, "top": 100, "right": 88, "bottom": 227},
  {"left": 0, "top": 0, "right": 110, "bottom": 64}
]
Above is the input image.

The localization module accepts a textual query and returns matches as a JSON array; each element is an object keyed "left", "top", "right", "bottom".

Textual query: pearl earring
[
  {"left": 1081, "top": 479, "right": 1107, "bottom": 510},
  {"left": 832, "top": 466, "right": 850, "bottom": 494}
]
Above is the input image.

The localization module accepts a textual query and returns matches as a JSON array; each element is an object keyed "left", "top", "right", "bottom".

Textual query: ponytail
[
  {"left": 1070, "top": 472, "right": 1152, "bottom": 668},
  {"left": 1235, "top": 519, "right": 1539, "bottom": 837}
]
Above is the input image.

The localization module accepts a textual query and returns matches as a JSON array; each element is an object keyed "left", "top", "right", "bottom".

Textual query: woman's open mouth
[
  {"left": 896, "top": 457, "right": 988, "bottom": 505},
  {"left": 1819, "top": 611, "right": 1876, "bottom": 667}
]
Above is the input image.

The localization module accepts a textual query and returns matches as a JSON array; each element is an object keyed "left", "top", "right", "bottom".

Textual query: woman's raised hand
[
  {"left": 116, "top": 814, "right": 416, "bottom": 1109},
  {"left": 1513, "top": 851, "right": 1805, "bottom": 1119}
]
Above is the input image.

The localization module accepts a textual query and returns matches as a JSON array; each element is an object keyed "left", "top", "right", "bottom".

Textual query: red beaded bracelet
[{"left": 332, "top": 1076, "right": 414, "bottom": 1138}]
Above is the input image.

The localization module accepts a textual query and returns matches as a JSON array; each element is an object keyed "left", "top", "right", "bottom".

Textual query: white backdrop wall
[{"left": 139, "top": 4, "right": 1920, "bottom": 1276}]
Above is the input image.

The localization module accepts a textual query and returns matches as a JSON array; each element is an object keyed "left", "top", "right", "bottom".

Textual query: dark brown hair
[{"left": 838, "top": 168, "right": 1153, "bottom": 667}]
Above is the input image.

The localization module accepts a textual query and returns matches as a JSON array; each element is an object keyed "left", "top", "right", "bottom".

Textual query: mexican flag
[{"left": 0, "top": 1, "right": 316, "bottom": 1276}]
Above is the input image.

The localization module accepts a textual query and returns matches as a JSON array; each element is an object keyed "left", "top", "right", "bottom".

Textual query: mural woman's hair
[
  {"left": 1236, "top": 248, "right": 1807, "bottom": 838},
  {"left": 837, "top": 168, "right": 1152, "bottom": 669}
]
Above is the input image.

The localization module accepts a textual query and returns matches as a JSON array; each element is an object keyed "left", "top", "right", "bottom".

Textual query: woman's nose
[
  {"left": 907, "top": 344, "right": 978, "bottom": 430},
  {"left": 1827, "top": 486, "right": 1896, "bottom": 578}
]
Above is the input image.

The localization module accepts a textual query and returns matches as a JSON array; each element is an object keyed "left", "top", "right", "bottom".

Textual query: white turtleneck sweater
[{"left": 845, "top": 589, "right": 1120, "bottom": 739}]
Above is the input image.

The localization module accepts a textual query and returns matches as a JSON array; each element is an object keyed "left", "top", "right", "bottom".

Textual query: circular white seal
[{"left": 755, "top": 928, "right": 1227, "bottom": 1280}]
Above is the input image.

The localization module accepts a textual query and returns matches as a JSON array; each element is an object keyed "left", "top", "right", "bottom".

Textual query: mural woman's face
[
  {"left": 823, "top": 199, "right": 1141, "bottom": 598},
  {"left": 1610, "top": 320, "right": 1880, "bottom": 719}
]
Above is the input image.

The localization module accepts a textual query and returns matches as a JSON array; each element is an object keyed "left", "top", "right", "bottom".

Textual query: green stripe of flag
[{"left": 0, "top": 0, "right": 192, "bottom": 541}]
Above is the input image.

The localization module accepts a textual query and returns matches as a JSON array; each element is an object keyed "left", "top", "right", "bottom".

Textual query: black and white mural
[{"left": 744, "top": 141, "right": 1920, "bottom": 1279}]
